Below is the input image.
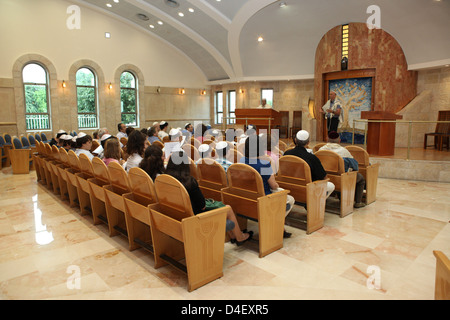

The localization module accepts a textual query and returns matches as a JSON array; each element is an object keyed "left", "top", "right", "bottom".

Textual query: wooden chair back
[
  {"left": 59, "top": 147, "right": 69, "bottom": 165},
  {"left": 190, "top": 137, "right": 201, "bottom": 149},
  {"left": 312, "top": 142, "right": 326, "bottom": 153},
  {"left": 91, "top": 140, "right": 100, "bottom": 153},
  {"left": 127, "top": 167, "right": 158, "bottom": 204},
  {"left": 345, "top": 145, "right": 370, "bottom": 167},
  {"left": 152, "top": 140, "right": 164, "bottom": 149},
  {"left": 433, "top": 250, "right": 450, "bottom": 300},
  {"left": 197, "top": 158, "right": 228, "bottom": 201},
  {"left": 182, "top": 143, "right": 200, "bottom": 162},
  {"left": 226, "top": 163, "right": 265, "bottom": 198},
  {"left": 78, "top": 153, "right": 94, "bottom": 177},
  {"left": 92, "top": 157, "right": 111, "bottom": 183},
  {"left": 67, "top": 150, "right": 81, "bottom": 171},
  {"left": 107, "top": 161, "right": 130, "bottom": 194},
  {"left": 189, "top": 157, "right": 199, "bottom": 181},
  {"left": 88, "top": 157, "right": 111, "bottom": 224},
  {"left": 120, "top": 137, "right": 128, "bottom": 147},
  {"left": 314, "top": 150, "right": 345, "bottom": 175},
  {"left": 226, "top": 148, "right": 243, "bottom": 163},
  {"left": 277, "top": 155, "right": 312, "bottom": 184},
  {"left": 153, "top": 174, "right": 194, "bottom": 221}
]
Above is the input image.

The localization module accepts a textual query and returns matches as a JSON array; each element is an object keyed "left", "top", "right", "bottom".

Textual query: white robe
[{"left": 322, "top": 99, "right": 344, "bottom": 128}]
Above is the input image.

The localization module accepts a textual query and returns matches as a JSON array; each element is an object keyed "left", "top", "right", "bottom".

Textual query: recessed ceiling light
[
  {"left": 149, "top": 24, "right": 155, "bottom": 29},
  {"left": 113, "top": 0, "right": 119, "bottom": 3},
  {"left": 158, "top": 21, "right": 163, "bottom": 25},
  {"left": 106, "top": 3, "right": 112, "bottom": 8},
  {"left": 279, "top": 2, "right": 287, "bottom": 7},
  {"left": 188, "top": 8, "right": 194, "bottom": 13},
  {"left": 105, "top": 32, "right": 111, "bottom": 38},
  {"left": 258, "top": 36, "right": 264, "bottom": 42},
  {"left": 178, "top": 12, "right": 184, "bottom": 17}
]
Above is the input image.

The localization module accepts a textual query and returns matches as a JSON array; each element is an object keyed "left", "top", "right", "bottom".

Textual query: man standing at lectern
[
  {"left": 257, "top": 98, "right": 271, "bottom": 109},
  {"left": 322, "top": 91, "right": 343, "bottom": 133}
]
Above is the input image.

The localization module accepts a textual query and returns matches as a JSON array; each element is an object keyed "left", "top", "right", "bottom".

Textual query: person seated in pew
[
  {"left": 49, "top": 129, "right": 67, "bottom": 147},
  {"left": 123, "top": 130, "right": 146, "bottom": 172},
  {"left": 197, "top": 144, "right": 213, "bottom": 164},
  {"left": 194, "top": 123, "right": 208, "bottom": 143},
  {"left": 284, "top": 130, "right": 335, "bottom": 198},
  {"left": 74, "top": 132, "right": 94, "bottom": 161},
  {"left": 166, "top": 151, "right": 253, "bottom": 245},
  {"left": 60, "top": 134, "right": 75, "bottom": 152},
  {"left": 318, "top": 131, "right": 366, "bottom": 208},
  {"left": 214, "top": 141, "right": 233, "bottom": 171},
  {"left": 102, "top": 137, "right": 124, "bottom": 166},
  {"left": 139, "top": 144, "right": 165, "bottom": 181},
  {"left": 239, "top": 134, "right": 295, "bottom": 238},
  {"left": 147, "top": 126, "right": 160, "bottom": 144},
  {"left": 158, "top": 121, "right": 169, "bottom": 140}
]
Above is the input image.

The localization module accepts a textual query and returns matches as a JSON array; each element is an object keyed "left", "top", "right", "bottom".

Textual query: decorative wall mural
[{"left": 329, "top": 77, "right": 372, "bottom": 143}]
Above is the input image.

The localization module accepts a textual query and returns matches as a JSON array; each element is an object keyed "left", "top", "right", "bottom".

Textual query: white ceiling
[{"left": 78, "top": 0, "right": 450, "bottom": 83}]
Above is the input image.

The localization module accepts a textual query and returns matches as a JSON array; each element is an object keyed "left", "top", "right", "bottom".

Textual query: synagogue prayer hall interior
[{"left": 0, "top": 0, "right": 449, "bottom": 301}]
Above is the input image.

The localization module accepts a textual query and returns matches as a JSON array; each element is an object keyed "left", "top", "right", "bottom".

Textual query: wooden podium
[
  {"left": 235, "top": 109, "right": 281, "bottom": 134},
  {"left": 361, "top": 111, "right": 402, "bottom": 156}
]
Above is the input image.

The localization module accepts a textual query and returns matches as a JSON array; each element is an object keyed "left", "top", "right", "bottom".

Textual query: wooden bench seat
[
  {"left": 149, "top": 174, "right": 227, "bottom": 292},
  {"left": 345, "top": 145, "right": 380, "bottom": 205},
  {"left": 314, "top": 150, "right": 357, "bottom": 217},
  {"left": 65, "top": 150, "right": 81, "bottom": 208},
  {"left": 221, "top": 163, "right": 289, "bottom": 258},
  {"left": 123, "top": 167, "right": 158, "bottom": 251},
  {"left": 197, "top": 158, "right": 228, "bottom": 201},
  {"left": 275, "top": 155, "right": 327, "bottom": 234},
  {"left": 103, "top": 161, "right": 130, "bottom": 238},
  {"left": 74, "top": 153, "right": 94, "bottom": 217},
  {"left": 433, "top": 250, "right": 450, "bottom": 300},
  {"left": 87, "top": 157, "right": 111, "bottom": 226}
]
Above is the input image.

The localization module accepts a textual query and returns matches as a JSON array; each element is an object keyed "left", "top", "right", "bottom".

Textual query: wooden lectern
[
  {"left": 361, "top": 111, "right": 402, "bottom": 156},
  {"left": 235, "top": 109, "right": 281, "bottom": 134}
]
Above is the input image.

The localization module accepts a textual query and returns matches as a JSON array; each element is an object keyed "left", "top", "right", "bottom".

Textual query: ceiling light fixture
[
  {"left": 258, "top": 36, "right": 264, "bottom": 42},
  {"left": 188, "top": 8, "right": 194, "bottom": 13},
  {"left": 158, "top": 21, "right": 163, "bottom": 25},
  {"left": 164, "top": 0, "right": 179, "bottom": 8},
  {"left": 178, "top": 12, "right": 184, "bottom": 17},
  {"left": 279, "top": 2, "right": 287, "bottom": 7},
  {"left": 113, "top": 0, "right": 119, "bottom": 3},
  {"left": 149, "top": 24, "right": 154, "bottom": 29},
  {"left": 136, "top": 13, "right": 149, "bottom": 21},
  {"left": 106, "top": 3, "right": 112, "bottom": 8}
]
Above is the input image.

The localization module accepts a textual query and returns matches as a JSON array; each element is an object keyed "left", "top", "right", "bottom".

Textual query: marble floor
[{"left": 0, "top": 166, "right": 449, "bottom": 300}]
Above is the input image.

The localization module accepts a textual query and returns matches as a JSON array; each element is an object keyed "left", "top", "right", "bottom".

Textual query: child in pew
[
  {"left": 165, "top": 150, "right": 253, "bottom": 246},
  {"left": 239, "top": 134, "right": 295, "bottom": 238},
  {"left": 74, "top": 132, "right": 94, "bottom": 161},
  {"left": 123, "top": 130, "right": 146, "bottom": 172},
  {"left": 102, "top": 138, "right": 124, "bottom": 166},
  {"left": 139, "top": 144, "right": 165, "bottom": 181}
]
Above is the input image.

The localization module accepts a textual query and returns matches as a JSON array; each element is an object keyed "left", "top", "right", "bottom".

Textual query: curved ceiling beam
[
  {"left": 228, "top": 0, "right": 277, "bottom": 79},
  {"left": 187, "top": 0, "right": 231, "bottom": 30},
  {"left": 126, "top": 0, "right": 235, "bottom": 79}
]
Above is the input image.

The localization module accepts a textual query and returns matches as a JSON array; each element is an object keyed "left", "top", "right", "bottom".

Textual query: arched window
[
  {"left": 23, "top": 63, "right": 51, "bottom": 130},
  {"left": 120, "top": 71, "right": 138, "bottom": 127},
  {"left": 76, "top": 67, "right": 98, "bottom": 129}
]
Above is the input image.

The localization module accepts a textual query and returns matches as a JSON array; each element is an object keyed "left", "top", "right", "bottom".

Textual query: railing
[
  {"left": 78, "top": 114, "right": 97, "bottom": 128},
  {"left": 222, "top": 116, "right": 275, "bottom": 132},
  {"left": 352, "top": 119, "right": 450, "bottom": 160},
  {"left": 26, "top": 114, "right": 50, "bottom": 130}
]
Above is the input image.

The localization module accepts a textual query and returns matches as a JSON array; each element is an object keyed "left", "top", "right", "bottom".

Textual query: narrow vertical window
[
  {"left": 261, "top": 88, "right": 273, "bottom": 107},
  {"left": 76, "top": 67, "right": 98, "bottom": 129},
  {"left": 23, "top": 63, "right": 51, "bottom": 130},
  {"left": 342, "top": 24, "right": 349, "bottom": 59},
  {"left": 120, "top": 71, "right": 138, "bottom": 127},
  {"left": 215, "top": 91, "right": 223, "bottom": 124},
  {"left": 227, "top": 90, "right": 236, "bottom": 125}
]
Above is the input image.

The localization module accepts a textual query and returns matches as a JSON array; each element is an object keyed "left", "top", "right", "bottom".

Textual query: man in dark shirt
[{"left": 284, "top": 130, "right": 335, "bottom": 198}]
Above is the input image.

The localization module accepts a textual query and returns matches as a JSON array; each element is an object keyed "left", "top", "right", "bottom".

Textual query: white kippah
[
  {"left": 57, "top": 129, "right": 66, "bottom": 134},
  {"left": 77, "top": 132, "right": 87, "bottom": 139},
  {"left": 169, "top": 128, "right": 180, "bottom": 136},
  {"left": 296, "top": 130, "right": 309, "bottom": 141},
  {"left": 215, "top": 141, "right": 227, "bottom": 150},
  {"left": 160, "top": 121, "right": 167, "bottom": 125},
  {"left": 100, "top": 134, "right": 111, "bottom": 141},
  {"left": 198, "top": 144, "right": 210, "bottom": 153}
]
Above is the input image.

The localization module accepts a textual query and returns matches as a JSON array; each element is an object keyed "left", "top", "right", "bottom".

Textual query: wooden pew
[
  {"left": 42, "top": 144, "right": 54, "bottom": 190},
  {"left": 314, "top": 150, "right": 357, "bottom": 217},
  {"left": 345, "top": 145, "right": 380, "bottom": 205},
  {"left": 48, "top": 145, "right": 63, "bottom": 195},
  {"left": 221, "top": 163, "right": 289, "bottom": 258},
  {"left": 182, "top": 143, "right": 200, "bottom": 162},
  {"left": 55, "top": 147, "right": 71, "bottom": 202},
  {"left": 433, "top": 250, "right": 450, "bottom": 300},
  {"left": 226, "top": 147, "right": 243, "bottom": 164},
  {"left": 197, "top": 158, "right": 228, "bottom": 201},
  {"left": 74, "top": 153, "right": 94, "bottom": 217},
  {"left": 275, "top": 155, "right": 328, "bottom": 234},
  {"left": 87, "top": 157, "right": 111, "bottom": 226},
  {"left": 9, "top": 136, "right": 32, "bottom": 174},
  {"left": 312, "top": 142, "right": 326, "bottom": 153},
  {"left": 149, "top": 174, "right": 227, "bottom": 292},
  {"left": 65, "top": 150, "right": 81, "bottom": 209},
  {"left": 189, "top": 157, "right": 199, "bottom": 181},
  {"left": 103, "top": 161, "right": 131, "bottom": 238},
  {"left": 123, "top": 167, "right": 158, "bottom": 251}
]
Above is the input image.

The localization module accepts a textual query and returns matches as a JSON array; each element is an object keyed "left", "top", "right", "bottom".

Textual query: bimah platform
[
  {"left": 361, "top": 111, "right": 402, "bottom": 156},
  {"left": 235, "top": 109, "right": 281, "bottom": 134}
]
